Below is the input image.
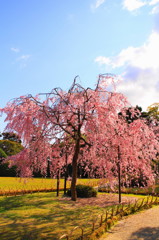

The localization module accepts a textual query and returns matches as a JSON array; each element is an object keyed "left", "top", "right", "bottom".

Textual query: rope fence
[{"left": 59, "top": 195, "right": 159, "bottom": 240}]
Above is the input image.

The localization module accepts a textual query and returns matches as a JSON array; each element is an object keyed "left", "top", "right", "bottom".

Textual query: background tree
[
  {"left": 87, "top": 102, "right": 159, "bottom": 202},
  {"left": 0, "top": 148, "right": 7, "bottom": 159},
  {"left": 146, "top": 103, "right": 159, "bottom": 121},
  {"left": 0, "top": 132, "right": 23, "bottom": 176},
  {"left": 0, "top": 132, "right": 21, "bottom": 143},
  {"left": 0, "top": 140, "right": 23, "bottom": 156},
  {"left": 0, "top": 148, "right": 8, "bottom": 176},
  {"left": 142, "top": 103, "right": 159, "bottom": 180}
]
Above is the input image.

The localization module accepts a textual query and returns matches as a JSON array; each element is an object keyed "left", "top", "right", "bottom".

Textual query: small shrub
[
  {"left": 67, "top": 184, "right": 97, "bottom": 198},
  {"left": 155, "top": 186, "right": 159, "bottom": 194}
]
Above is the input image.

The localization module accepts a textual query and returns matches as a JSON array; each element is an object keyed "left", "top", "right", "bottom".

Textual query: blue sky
[{"left": 1, "top": 0, "right": 159, "bottom": 132}]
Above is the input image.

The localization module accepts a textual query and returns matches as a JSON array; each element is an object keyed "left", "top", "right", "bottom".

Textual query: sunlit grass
[
  {"left": 0, "top": 177, "right": 100, "bottom": 194},
  {"left": 0, "top": 177, "right": 154, "bottom": 239},
  {"left": 0, "top": 191, "right": 149, "bottom": 240},
  {"left": 0, "top": 177, "right": 58, "bottom": 192},
  {"left": 0, "top": 192, "right": 111, "bottom": 240}
]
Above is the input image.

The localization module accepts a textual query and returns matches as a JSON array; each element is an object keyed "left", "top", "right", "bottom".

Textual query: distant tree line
[{"left": 0, "top": 132, "right": 23, "bottom": 176}]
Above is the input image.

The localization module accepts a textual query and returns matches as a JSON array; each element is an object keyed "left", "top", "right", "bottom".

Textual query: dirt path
[
  {"left": 60, "top": 193, "right": 138, "bottom": 208},
  {"left": 100, "top": 206, "right": 159, "bottom": 240}
]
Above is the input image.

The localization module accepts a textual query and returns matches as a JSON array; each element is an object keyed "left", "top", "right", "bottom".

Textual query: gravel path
[{"left": 100, "top": 206, "right": 159, "bottom": 240}]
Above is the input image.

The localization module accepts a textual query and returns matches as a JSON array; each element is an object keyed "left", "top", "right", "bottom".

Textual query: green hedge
[{"left": 67, "top": 184, "right": 97, "bottom": 198}]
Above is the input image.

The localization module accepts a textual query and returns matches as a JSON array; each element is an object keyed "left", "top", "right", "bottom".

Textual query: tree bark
[
  {"left": 64, "top": 152, "right": 68, "bottom": 195},
  {"left": 71, "top": 138, "right": 80, "bottom": 201},
  {"left": 118, "top": 145, "right": 121, "bottom": 203},
  {"left": 56, "top": 169, "right": 60, "bottom": 197}
]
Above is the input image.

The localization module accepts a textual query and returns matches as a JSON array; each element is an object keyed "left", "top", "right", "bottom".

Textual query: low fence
[
  {"left": 59, "top": 195, "right": 159, "bottom": 240},
  {"left": 0, "top": 188, "right": 69, "bottom": 196}
]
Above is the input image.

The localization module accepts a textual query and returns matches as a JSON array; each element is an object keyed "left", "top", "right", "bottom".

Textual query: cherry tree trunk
[
  {"left": 71, "top": 139, "right": 80, "bottom": 201},
  {"left": 118, "top": 146, "right": 121, "bottom": 203},
  {"left": 64, "top": 152, "right": 68, "bottom": 195},
  {"left": 64, "top": 175, "right": 67, "bottom": 195},
  {"left": 56, "top": 170, "right": 60, "bottom": 197}
]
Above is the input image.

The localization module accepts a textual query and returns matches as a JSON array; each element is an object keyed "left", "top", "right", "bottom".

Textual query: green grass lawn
[
  {"left": 0, "top": 177, "right": 100, "bottom": 194},
  {"left": 0, "top": 192, "right": 114, "bottom": 240},
  {"left": 1, "top": 177, "right": 158, "bottom": 196},
  {"left": 0, "top": 191, "right": 153, "bottom": 240},
  {"left": 0, "top": 177, "right": 155, "bottom": 239}
]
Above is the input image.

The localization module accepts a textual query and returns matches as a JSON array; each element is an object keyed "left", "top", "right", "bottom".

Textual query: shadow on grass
[
  {"left": 0, "top": 192, "right": 59, "bottom": 212},
  {"left": 0, "top": 220, "right": 40, "bottom": 240},
  {"left": 130, "top": 227, "right": 159, "bottom": 240},
  {"left": 0, "top": 208, "right": 94, "bottom": 239},
  {"left": 0, "top": 193, "right": 102, "bottom": 240}
]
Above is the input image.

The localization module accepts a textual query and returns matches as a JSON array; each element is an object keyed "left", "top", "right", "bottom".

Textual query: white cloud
[
  {"left": 91, "top": 0, "right": 106, "bottom": 10},
  {"left": 116, "top": 70, "right": 159, "bottom": 110},
  {"left": 95, "top": 31, "right": 159, "bottom": 70},
  {"left": 17, "top": 55, "right": 31, "bottom": 61},
  {"left": 95, "top": 56, "right": 111, "bottom": 65},
  {"left": 11, "top": 47, "right": 20, "bottom": 53},
  {"left": 15, "top": 54, "right": 31, "bottom": 68},
  {"left": 149, "top": 0, "right": 159, "bottom": 14},
  {"left": 95, "top": 31, "right": 159, "bottom": 110},
  {"left": 149, "top": 0, "right": 159, "bottom": 6},
  {"left": 122, "top": 0, "right": 159, "bottom": 14},
  {"left": 150, "top": 5, "right": 159, "bottom": 14},
  {"left": 122, "top": 0, "right": 147, "bottom": 11}
]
